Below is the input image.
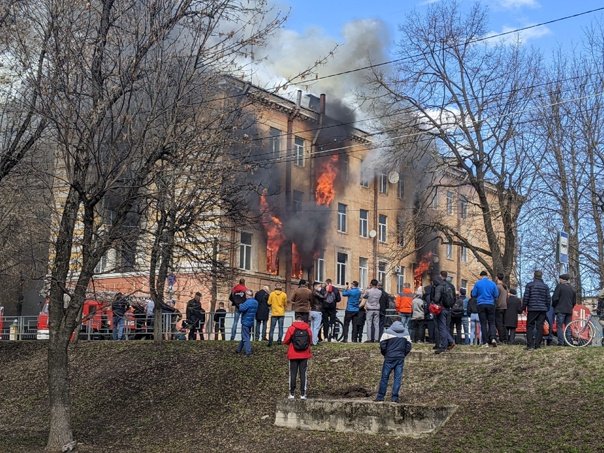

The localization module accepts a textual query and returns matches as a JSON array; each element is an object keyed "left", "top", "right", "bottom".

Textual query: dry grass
[{"left": 1, "top": 341, "right": 603, "bottom": 452}]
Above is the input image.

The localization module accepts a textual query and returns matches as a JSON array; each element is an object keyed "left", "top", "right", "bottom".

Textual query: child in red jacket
[{"left": 283, "top": 315, "right": 313, "bottom": 400}]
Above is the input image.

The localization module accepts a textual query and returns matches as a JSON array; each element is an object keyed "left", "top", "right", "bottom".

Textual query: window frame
[
  {"left": 359, "top": 209, "right": 369, "bottom": 238},
  {"left": 239, "top": 231, "right": 252, "bottom": 270},
  {"left": 337, "top": 203, "right": 347, "bottom": 233},
  {"left": 378, "top": 214, "right": 387, "bottom": 243},
  {"left": 294, "top": 136, "right": 305, "bottom": 167},
  {"left": 359, "top": 257, "right": 368, "bottom": 289},
  {"left": 447, "top": 190, "right": 454, "bottom": 215},
  {"left": 336, "top": 252, "right": 348, "bottom": 286},
  {"left": 378, "top": 172, "right": 388, "bottom": 194}
]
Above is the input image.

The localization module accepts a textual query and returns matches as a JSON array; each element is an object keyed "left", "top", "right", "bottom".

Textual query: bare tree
[
  {"left": 13, "top": 0, "right": 288, "bottom": 450},
  {"left": 368, "top": 0, "right": 540, "bottom": 281}
]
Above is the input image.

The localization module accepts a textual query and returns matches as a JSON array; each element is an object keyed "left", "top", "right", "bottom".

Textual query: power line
[{"left": 294, "top": 6, "right": 604, "bottom": 84}]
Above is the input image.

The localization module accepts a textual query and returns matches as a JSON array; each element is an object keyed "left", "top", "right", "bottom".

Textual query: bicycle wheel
[
  {"left": 564, "top": 319, "right": 595, "bottom": 347},
  {"left": 331, "top": 319, "right": 344, "bottom": 342}
]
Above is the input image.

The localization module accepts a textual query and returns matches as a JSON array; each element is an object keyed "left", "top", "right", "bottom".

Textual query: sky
[
  {"left": 283, "top": 0, "right": 604, "bottom": 56},
  {"left": 252, "top": 0, "right": 604, "bottom": 108}
]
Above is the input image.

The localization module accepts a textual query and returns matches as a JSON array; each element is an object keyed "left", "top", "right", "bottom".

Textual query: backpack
[
  {"left": 441, "top": 283, "right": 455, "bottom": 309},
  {"left": 325, "top": 290, "right": 336, "bottom": 307},
  {"left": 292, "top": 327, "right": 310, "bottom": 351},
  {"left": 451, "top": 296, "right": 464, "bottom": 317}
]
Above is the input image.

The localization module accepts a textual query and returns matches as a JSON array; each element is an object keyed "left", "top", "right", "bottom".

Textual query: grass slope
[{"left": 0, "top": 341, "right": 603, "bottom": 452}]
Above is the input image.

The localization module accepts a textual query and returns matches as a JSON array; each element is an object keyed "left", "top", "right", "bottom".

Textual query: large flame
[
  {"left": 260, "top": 193, "right": 285, "bottom": 274},
  {"left": 291, "top": 243, "right": 303, "bottom": 279},
  {"left": 315, "top": 154, "right": 339, "bottom": 206},
  {"left": 414, "top": 252, "right": 433, "bottom": 288}
]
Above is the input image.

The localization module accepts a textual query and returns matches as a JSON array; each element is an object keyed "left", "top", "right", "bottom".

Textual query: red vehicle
[
  {"left": 37, "top": 298, "right": 136, "bottom": 340},
  {"left": 516, "top": 305, "right": 591, "bottom": 340}
]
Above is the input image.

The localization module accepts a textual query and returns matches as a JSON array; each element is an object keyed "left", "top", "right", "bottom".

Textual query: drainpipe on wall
[
  {"left": 309, "top": 93, "right": 326, "bottom": 282},
  {"left": 285, "top": 91, "right": 302, "bottom": 296}
]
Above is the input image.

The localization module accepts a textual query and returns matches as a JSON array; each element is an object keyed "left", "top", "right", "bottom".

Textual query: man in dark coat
[
  {"left": 254, "top": 286, "right": 270, "bottom": 341},
  {"left": 504, "top": 288, "right": 523, "bottom": 344},
  {"left": 522, "top": 270, "right": 552, "bottom": 350},
  {"left": 186, "top": 292, "right": 206, "bottom": 341},
  {"left": 552, "top": 274, "right": 576, "bottom": 346}
]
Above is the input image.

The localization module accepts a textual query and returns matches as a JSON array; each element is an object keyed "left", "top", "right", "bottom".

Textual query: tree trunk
[{"left": 46, "top": 333, "right": 74, "bottom": 452}]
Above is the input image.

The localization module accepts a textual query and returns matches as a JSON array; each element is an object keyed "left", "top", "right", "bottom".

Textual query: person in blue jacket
[
  {"left": 236, "top": 290, "right": 258, "bottom": 357},
  {"left": 375, "top": 319, "right": 412, "bottom": 403},
  {"left": 342, "top": 281, "right": 362, "bottom": 342},
  {"left": 471, "top": 271, "right": 499, "bottom": 346}
]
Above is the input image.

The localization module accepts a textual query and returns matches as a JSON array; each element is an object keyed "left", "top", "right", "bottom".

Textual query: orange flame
[
  {"left": 260, "top": 193, "right": 285, "bottom": 274},
  {"left": 315, "top": 154, "right": 339, "bottom": 206},
  {"left": 414, "top": 252, "right": 433, "bottom": 288},
  {"left": 291, "top": 243, "right": 303, "bottom": 279}
]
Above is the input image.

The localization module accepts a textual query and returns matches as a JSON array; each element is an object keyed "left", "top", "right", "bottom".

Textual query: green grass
[{"left": 1, "top": 341, "right": 603, "bottom": 452}]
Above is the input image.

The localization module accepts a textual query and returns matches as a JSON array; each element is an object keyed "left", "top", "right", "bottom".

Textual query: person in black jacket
[
  {"left": 522, "top": 270, "right": 552, "bottom": 350},
  {"left": 214, "top": 302, "right": 226, "bottom": 340},
  {"left": 504, "top": 288, "right": 523, "bottom": 344},
  {"left": 112, "top": 293, "right": 130, "bottom": 341},
  {"left": 375, "top": 319, "right": 412, "bottom": 403},
  {"left": 377, "top": 282, "right": 392, "bottom": 337},
  {"left": 552, "top": 274, "right": 577, "bottom": 346},
  {"left": 186, "top": 292, "right": 206, "bottom": 341},
  {"left": 254, "top": 286, "right": 270, "bottom": 341}
]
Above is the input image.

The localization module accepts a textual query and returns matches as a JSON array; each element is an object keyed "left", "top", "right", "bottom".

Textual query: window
[
  {"left": 430, "top": 188, "right": 438, "bottom": 208},
  {"left": 293, "top": 190, "right": 303, "bottom": 213},
  {"left": 461, "top": 279, "right": 468, "bottom": 290},
  {"left": 360, "top": 160, "right": 369, "bottom": 187},
  {"left": 461, "top": 246, "right": 467, "bottom": 263},
  {"left": 396, "top": 273, "right": 405, "bottom": 295},
  {"left": 336, "top": 252, "right": 348, "bottom": 286},
  {"left": 460, "top": 196, "right": 468, "bottom": 219},
  {"left": 397, "top": 177, "right": 404, "bottom": 199},
  {"left": 359, "top": 257, "right": 368, "bottom": 289},
  {"left": 447, "top": 191, "right": 454, "bottom": 215},
  {"left": 379, "top": 172, "right": 388, "bottom": 194},
  {"left": 378, "top": 261, "right": 387, "bottom": 289},
  {"left": 239, "top": 232, "right": 252, "bottom": 270},
  {"left": 315, "top": 255, "right": 325, "bottom": 282},
  {"left": 446, "top": 242, "right": 453, "bottom": 260},
  {"left": 396, "top": 217, "right": 405, "bottom": 247},
  {"left": 378, "top": 214, "right": 387, "bottom": 243},
  {"left": 269, "top": 127, "right": 281, "bottom": 160},
  {"left": 359, "top": 209, "right": 368, "bottom": 238},
  {"left": 337, "top": 203, "right": 347, "bottom": 233},
  {"left": 294, "top": 136, "right": 305, "bottom": 167}
]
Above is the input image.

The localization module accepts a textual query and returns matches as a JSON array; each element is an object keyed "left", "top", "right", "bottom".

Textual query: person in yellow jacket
[{"left": 267, "top": 284, "right": 288, "bottom": 346}]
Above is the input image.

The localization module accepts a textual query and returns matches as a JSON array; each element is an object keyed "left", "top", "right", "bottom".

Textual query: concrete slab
[
  {"left": 407, "top": 350, "right": 498, "bottom": 363},
  {"left": 274, "top": 398, "right": 457, "bottom": 438}
]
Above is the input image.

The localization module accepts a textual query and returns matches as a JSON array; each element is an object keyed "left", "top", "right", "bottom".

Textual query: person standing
[
  {"left": 410, "top": 289, "right": 425, "bottom": 343},
  {"left": 449, "top": 290, "right": 465, "bottom": 345},
  {"left": 522, "top": 270, "right": 552, "bottom": 350},
  {"left": 395, "top": 283, "right": 414, "bottom": 331},
  {"left": 504, "top": 288, "right": 522, "bottom": 344},
  {"left": 186, "top": 292, "right": 206, "bottom": 340},
  {"left": 112, "top": 293, "right": 129, "bottom": 341},
  {"left": 235, "top": 290, "right": 258, "bottom": 357},
  {"left": 342, "top": 281, "right": 361, "bottom": 342},
  {"left": 433, "top": 271, "right": 456, "bottom": 353},
  {"left": 471, "top": 271, "right": 499, "bottom": 347},
  {"left": 310, "top": 282, "right": 325, "bottom": 345},
  {"left": 468, "top": 296, "right": 480, "bottom": 345},
  {"left": 375, "top": 318, "right": 412, "bottom": 403},
  {"left": 283, "top": 315, "right": 313, "bottom": 399},
  {"left": 291, "top": 279, "right": 312, "bottom": 324},
  {"left": 362, "top": 279, "right": 382, "bottom": 342},
  {"left": 495, "top": 273, "right": 508, "bottom": 344},
  {"left": 378, "top": 282, "right": 392, "bottom": 337},
  {"left": 254, "top": 286, "right": 270, "bottom": 341},
  {"left": 552, "top": 274, "right": 576, "bottom": 346},
  {"left": 267, "top": 284, "right": 287, "bottom": 346},
  {"left": 214, "top": 302, "right": 226, "bottom": 340},
  {"left": 322, "top": 279, "right": 341, "bottom": 341},
  {"left": 229, "top": 278, "right": 247, "bottom": 341},
  {"left": 459, "top": 288, "right": 471, "bottom": 345}
]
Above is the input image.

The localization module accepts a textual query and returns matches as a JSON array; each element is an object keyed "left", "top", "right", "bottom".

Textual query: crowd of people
[{"left": 105, "top": 271, "right": 599, "bottom": 400}]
